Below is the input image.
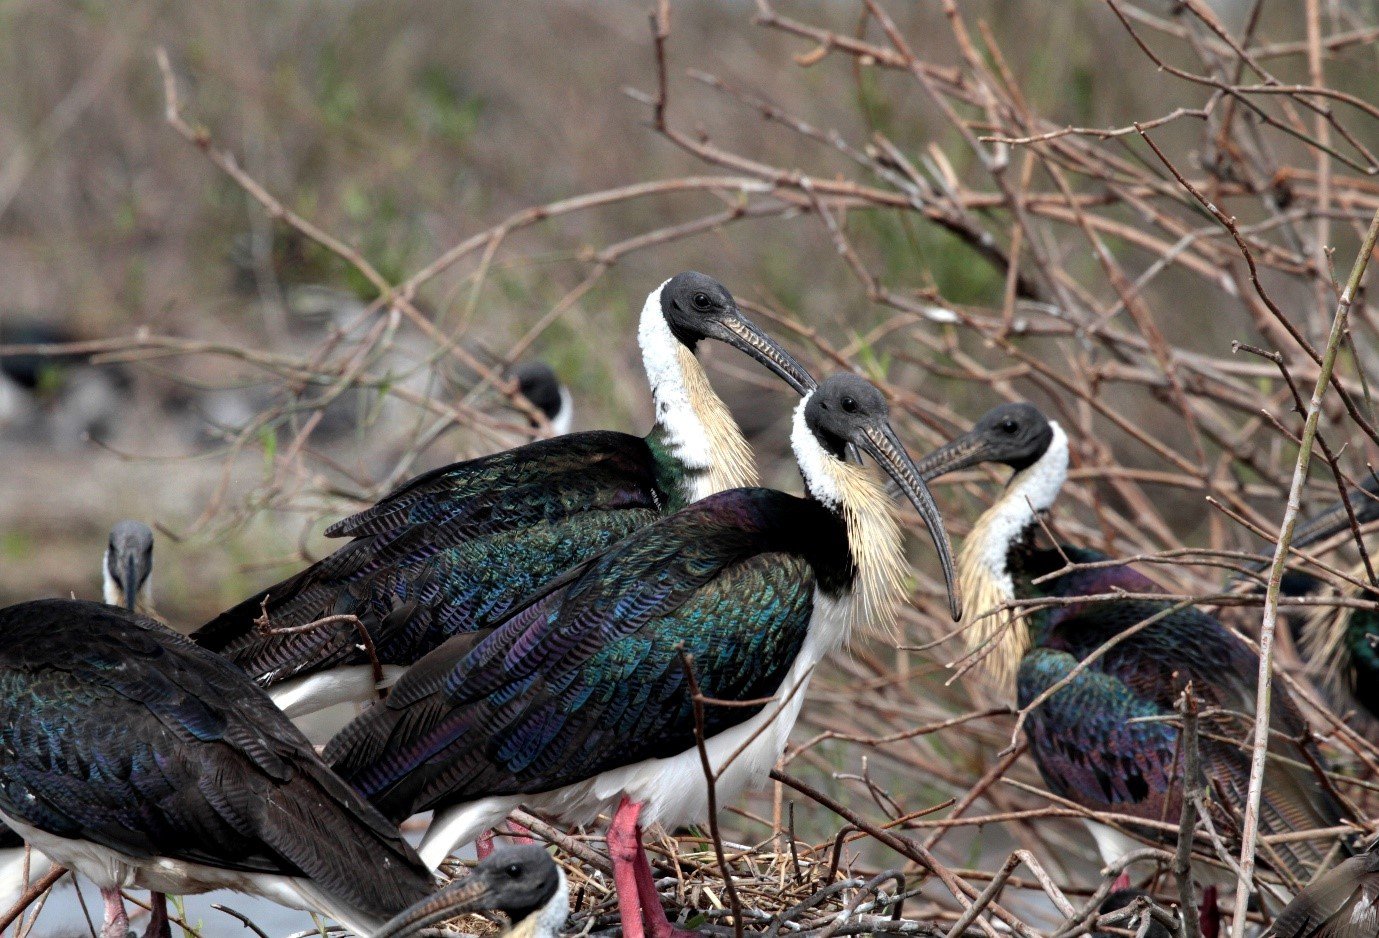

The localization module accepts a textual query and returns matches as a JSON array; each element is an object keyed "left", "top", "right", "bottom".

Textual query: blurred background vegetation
[{"left": 0, "top": 0, "right": 1229, "bottom": 624}]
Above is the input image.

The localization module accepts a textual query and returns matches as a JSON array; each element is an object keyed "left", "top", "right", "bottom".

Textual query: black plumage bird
[
  {"left": 324, "top": 373, "right": 959, "bottom": 938},
  {"left": 193, "top": 273, "right": 815, "bottom": 728},
  {"left": 0, "top": 520, "right": 160, "bottom": 914},
  {"left": 374, "top": 844, "right": 567, "bottom": 938},
  {"left": 0, "top": 598, "right": 435, "bottom": 938},
  {"left": 917, "top": 403, "right": 1347, "bottom": 884}
]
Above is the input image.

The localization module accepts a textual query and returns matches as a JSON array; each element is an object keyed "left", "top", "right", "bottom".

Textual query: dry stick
[
  {"left": 1174, "top": 689, "right": 1203, "bottom": 938},
  {"left": 678, "top": 649, "right": 744, "bottom": 938},
  {"left": 1228, "top": 204, "right": 1379, "bottom": 938},
  {"left": 770, "top": 770, "right": 1027, "bottom": 938},
  {"left": 0, "top": 867, "right": 67, "bottom": 934}
]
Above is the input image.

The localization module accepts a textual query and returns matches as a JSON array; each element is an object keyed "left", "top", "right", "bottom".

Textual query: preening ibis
[
  {"left": 323, "top": 373, "right": 959, "bottom": 938},
  {"left": 193, "top": 273, "right": 815, "bottom": 728},
  {"left": 917, "top": 402, "right": 1347, "bottom": 883},
  {"left": 0, "top": 598, "right": 435, "bottom": 938},
  {"left": 374, "top": 844, "right": 567, "bottom": 938}
]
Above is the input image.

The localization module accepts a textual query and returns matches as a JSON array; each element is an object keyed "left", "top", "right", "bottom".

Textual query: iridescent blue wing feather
[
  {"left": 193, "top": 431, "right": 666, "bottom": 683},
  {"left": 325, "top": 488, "right": 848, "bottom": 822},
  {"left": 1020, "top": 550, "right": 1347, "bottom": 880},
  {"left": 0, "top": 600, "right": 434, "bottom": 917}
]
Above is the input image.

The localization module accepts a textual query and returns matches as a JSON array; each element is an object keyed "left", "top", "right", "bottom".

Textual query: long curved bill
[
  {"left": 858, "top": 422, "right": 962, "bottom": 621},
  {"left": 123, "top": 555, "right": 139, "bottom": 612},
  {"left": 717, "top": 315, "right": 817, "bottom": 395},
  {"left": 911, "top": 429, "right": 993, "bottom": 483},
  {"left": 371, "top": 876, "right": 502, "bottom": 938}
]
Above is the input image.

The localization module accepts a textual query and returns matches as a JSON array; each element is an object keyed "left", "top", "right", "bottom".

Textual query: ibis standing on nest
[
  {"left": 916, "top": 402, "right": 1347, "bottom": 885},
  {"left": 323, "top": 373, "right": 960, "bottom": 938},
  {"left": 193, "top": 273, "right": 816, "bottom": 727},
  {"left": 0, "top": 598, "right": 436, "bottom": 938}
]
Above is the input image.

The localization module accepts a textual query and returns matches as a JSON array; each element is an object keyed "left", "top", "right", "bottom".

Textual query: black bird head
[
  {"left": 912, "top": 401, "right": 1054, "bottom": 480},
  {"left": 511, "top": 361, "right": 565, "bottom": 424},
  {"left": 801, "top": 373, "right": 961, "bottom": 620},
  {"left": 510, "top": 361, "right": 568, "bottom": 433},
  {"left": 658, "top": 271, "right": 815, "bottom": 394},
  {"left": 372, "top": 844, "right": 567, "bottom": 938},
  {"left": 104, "top": 520, "right": 154, "bottom": 612}
]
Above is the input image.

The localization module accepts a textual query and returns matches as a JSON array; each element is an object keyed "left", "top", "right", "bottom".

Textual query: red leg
[
  {"left": 141, "top": 893, "right": 171, "bottom": 938},
  {"left": 630, "top": 836, "right": 696, "bottom": 938},
  {"left": 502, "top": 818, "right": 537, "bottom": 846},
  {"left": 608, "top": 798, "right": 696, "bottom": 938},
  {"left": 100, "top": 887, "right": 130, "bottom": 938},
  {"left": 1110, "top": 871, "right": 1131, "bottom": 892},
  {"left": 476, "top": 829, "right": 496, "bottom": 860},
  {"left": 608, "top": 797, "right": 649, "bottom": 938}
]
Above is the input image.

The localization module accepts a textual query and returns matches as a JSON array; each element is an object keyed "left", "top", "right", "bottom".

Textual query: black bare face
[
  {"left": 659, "top": 271, "right": 738, "bottom": 350},
  {"left": 473, "top": 844, "right": 561, "bottom": 921},
  {"left": 106, "top": 520, "right": 153, "bottom": 611},
  {"left": 913, "top": 402, "right": 1054, "bottom": 481},
  {"left": 511, "top": 361, "right": 563, "bottom": 423},
  {"left": 965, "top": 403, "right": 1053, "bottom": 471},
  {"left": 802, "top": 373, "right": 890, "bottom": 458},
  {"left": 656, "top": 271, "right": 815, "bottom": 394}
]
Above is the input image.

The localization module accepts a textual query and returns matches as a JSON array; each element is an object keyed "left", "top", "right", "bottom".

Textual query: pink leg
[
  {"left": 609, "top": 798, "right": 696, "bottom": 938},
  {"left": 608, "top": 797, "right": 649, "bottom": 938},
  {"left": 142, "top": 893, "right": 171, "bottom": 938},
  {"left": 502, "top": 819, "right": 536, "bottom": 846},
  {"left": 101, "top": 887, "right": 130, "bottom": 938},
  {"left": 476, "top": 829, "right": 496, "bottom": 861},
  {"left": 1111, "top": 871, "right": 1131, "bottom": 892}
]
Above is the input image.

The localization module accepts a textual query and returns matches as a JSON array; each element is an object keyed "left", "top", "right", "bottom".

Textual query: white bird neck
[
  {"left": 789, "top": 399, "right": 907, "bottom": 644},
  {"left": 958, "top": 420, "right": 1069, "bottom": 683},
  {"left": 638, "top": 282, "right": 756, "bottom": 503}
]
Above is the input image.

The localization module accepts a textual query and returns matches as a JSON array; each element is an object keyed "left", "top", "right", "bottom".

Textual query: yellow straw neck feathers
[{"left": 673, "top": 343, "right": 758, "bottom": 495}]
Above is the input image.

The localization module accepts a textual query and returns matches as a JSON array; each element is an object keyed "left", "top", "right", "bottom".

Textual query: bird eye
[
  {"left": 691, "top": 292, "right": 712, "bottom": 311},
  {"left": 1000, "top": 419, "right": 1018, "bottom": 434},
  {"left": 505, "top": 864, "right": 523, "bottom": 878},
  {"left": 841, "top": 396, "right": 858, "bottom": 414}
]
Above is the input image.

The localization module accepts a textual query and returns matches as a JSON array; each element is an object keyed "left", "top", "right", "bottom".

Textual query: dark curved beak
[
  {"left": 122, "top": 554, "right": 140, "bottom": 612},
  {"left": 372, "top": 876, "right": 502, "bottom": 938},
  {"left": 715, "top": 314, "right": 817, "bottom": 395},
  {"left": 858, "top": 422, "right": 962, "bottom": 621},
  {"left": 911, "top": 429, "right": 994, "bottom": 483}
]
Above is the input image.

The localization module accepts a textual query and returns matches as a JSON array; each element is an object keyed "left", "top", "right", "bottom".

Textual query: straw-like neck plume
[
  {"left": 639, "top": 281, "right": 756, "bottom": 501},
  {"left": 958, "top": 421, "right": 1069, "bottom": 684},
  {"left": 791, "top": 397, "right": 906, "bottom": 639}
]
